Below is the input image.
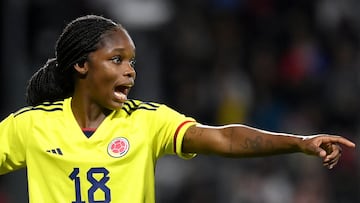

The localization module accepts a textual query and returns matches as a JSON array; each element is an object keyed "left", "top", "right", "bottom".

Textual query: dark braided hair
[{"left": 26, "top": 15, "right": 121, "bottom": 106}]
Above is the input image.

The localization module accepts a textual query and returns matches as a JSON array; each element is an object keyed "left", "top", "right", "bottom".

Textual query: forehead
[{"left": 96, "top": 28, "right": 135, "bottom": 55}]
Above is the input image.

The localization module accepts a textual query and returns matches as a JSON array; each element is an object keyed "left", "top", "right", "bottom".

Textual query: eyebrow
[{"left": 111, "top": 48, "right": 136, "bottom": 56}]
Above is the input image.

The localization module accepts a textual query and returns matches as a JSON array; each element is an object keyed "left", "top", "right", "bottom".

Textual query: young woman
[{"left": 0, "top": 15, "right": 355, "bottom": 203}]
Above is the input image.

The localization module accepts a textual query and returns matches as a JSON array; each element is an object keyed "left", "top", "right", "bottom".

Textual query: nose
[{"left": 124, "top": 63, "right": 136, "bottom": 79}]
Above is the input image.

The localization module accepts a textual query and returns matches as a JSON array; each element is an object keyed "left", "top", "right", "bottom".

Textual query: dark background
[{"left": 0, "top": 0, "right": 359, "bottom": 202}]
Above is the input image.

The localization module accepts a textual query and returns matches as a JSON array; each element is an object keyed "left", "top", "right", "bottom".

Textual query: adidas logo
[{"left": 46, "top": 148, "right": 63, "bottom": 155}]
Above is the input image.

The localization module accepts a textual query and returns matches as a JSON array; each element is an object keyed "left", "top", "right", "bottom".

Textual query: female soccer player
[{"left": 0, "top": 15, "right": 355, "bottom": 203}]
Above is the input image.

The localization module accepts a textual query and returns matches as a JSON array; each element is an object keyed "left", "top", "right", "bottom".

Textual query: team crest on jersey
[{"left": 107, "top": 137, "right": 130, "bottom": 158}]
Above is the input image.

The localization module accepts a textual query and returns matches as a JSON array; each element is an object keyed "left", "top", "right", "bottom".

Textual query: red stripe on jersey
[
  {"left": 173, "top": 120, "right": 194, "bottom": 154},
  {"left": 82, "top": 128, "right": 97, "bottom": 138},
  {"left": 82, "top": 128, "right": 97, "bottom": 131}
]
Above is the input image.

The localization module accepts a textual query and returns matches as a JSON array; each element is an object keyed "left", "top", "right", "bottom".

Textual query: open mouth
[{"left": 114, "top": 85, "right": 132, "bottom": 102}]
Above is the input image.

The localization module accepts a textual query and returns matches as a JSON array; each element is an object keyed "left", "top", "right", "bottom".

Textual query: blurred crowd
[{"left": 1, "top": 0, "right": 359, "bottom": 202}]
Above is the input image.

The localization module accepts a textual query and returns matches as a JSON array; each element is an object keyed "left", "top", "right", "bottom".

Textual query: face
[{"left": 79, "top": 27, "right": 136, "bottom": 110}]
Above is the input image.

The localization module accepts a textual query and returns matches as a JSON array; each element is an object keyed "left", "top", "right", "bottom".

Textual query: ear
[{"left": 74, "top": 62, "right": 88, "bottom": 75}]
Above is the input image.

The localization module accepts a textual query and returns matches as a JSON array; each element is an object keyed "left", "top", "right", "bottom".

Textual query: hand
[{"left": 300, "top": 134, "right": 356, "bottom": 169}]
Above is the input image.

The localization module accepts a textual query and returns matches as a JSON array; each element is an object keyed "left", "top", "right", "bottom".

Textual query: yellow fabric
[{"left": 0, "top": 97, "right": 196, "bottom": 203}]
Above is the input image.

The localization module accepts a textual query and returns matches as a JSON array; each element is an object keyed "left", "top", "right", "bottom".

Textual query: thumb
[
  {"left": 317, "top": 148, "right": 327, "bottom": 158},
  {"left": 309, "top": 143, "right": 327, "bottom": 158}
]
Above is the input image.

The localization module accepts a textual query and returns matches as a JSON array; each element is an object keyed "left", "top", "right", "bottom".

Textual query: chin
[{"left": 108, "top": 101, "right": 125, "bottom": 111}]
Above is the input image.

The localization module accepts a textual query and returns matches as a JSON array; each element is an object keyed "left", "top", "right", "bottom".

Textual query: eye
[
  {"left": 129, "top": 58, "right": 136, "bottom": 68},
  {"left": 111, "top": 56, "right": 122, "bottom": 64}
]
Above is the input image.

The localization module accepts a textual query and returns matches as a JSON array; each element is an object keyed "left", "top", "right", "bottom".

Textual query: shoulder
[{"left": 13, "top": 101, "right": 64, "bottom": 118}]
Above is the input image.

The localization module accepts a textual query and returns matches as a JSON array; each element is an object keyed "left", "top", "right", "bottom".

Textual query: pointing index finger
[{"left": 329, "top": 136, "right": 356, "bottom": 148}]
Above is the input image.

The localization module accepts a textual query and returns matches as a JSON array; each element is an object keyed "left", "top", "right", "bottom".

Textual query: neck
[{"left": 70, "top": 97, "right": 112, "bottom": 129}]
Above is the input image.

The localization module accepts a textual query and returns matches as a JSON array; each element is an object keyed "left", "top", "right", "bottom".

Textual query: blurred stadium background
[{"left": 0, "top": 0, "right": 359, "bottom": 202}]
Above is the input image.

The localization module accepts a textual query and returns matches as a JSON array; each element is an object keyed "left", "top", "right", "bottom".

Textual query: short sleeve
[
  {"left": 150, "top": 104, "right": 197, "bottom": 159},
  {"left": 173, "top": 120, "right": 197, "bottom": 159},
  {"left": 0, "top": 114, "right": 27, "bottom": 174}
]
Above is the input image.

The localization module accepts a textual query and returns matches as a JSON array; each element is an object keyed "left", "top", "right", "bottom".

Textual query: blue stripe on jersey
[
  {"left": 141, "top": 102, "right": 160, "bottom": 108},
  {"left": 14, "top": 101, "right": 64, "bottom": 117},
  {"left": 14, "top": 106, "right": 63, "bottom": 117},
  {"left": 122, "top": 100, "right": 160, "bottom": 115}
]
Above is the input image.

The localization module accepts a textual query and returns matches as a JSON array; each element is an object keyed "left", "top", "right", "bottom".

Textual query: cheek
[
  {"left": 85, "top": 61, "right": 120, "bottom": 92},
  {"left": 88, "top": 69, "right": 115, "bottom": 92}
]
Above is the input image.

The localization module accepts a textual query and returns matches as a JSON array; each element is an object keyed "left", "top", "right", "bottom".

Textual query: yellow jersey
[{"left": 0, "top": 97, "right": 196, "bottom": 203}]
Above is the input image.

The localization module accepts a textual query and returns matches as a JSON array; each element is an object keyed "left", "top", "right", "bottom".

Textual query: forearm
[
  {"left": 183, "top": 124, "right": 307, "bottom": 157},
  {"left": 216, "top": 124, "right": 306, "bottom": 157}
]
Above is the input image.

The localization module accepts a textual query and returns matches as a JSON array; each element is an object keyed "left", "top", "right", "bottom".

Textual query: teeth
[{"left": 114, "top": 92, "right": 127, "bottom": 101}]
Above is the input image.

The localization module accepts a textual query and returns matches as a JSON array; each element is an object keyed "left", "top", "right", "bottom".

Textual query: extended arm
[{"left": 182, "top": 124, "right": 355, "bottom": 169}]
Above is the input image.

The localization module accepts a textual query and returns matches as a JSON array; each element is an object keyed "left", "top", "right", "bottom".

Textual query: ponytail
[{"left": 26, "top": 58, "right": 74, "bottom": 106}]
